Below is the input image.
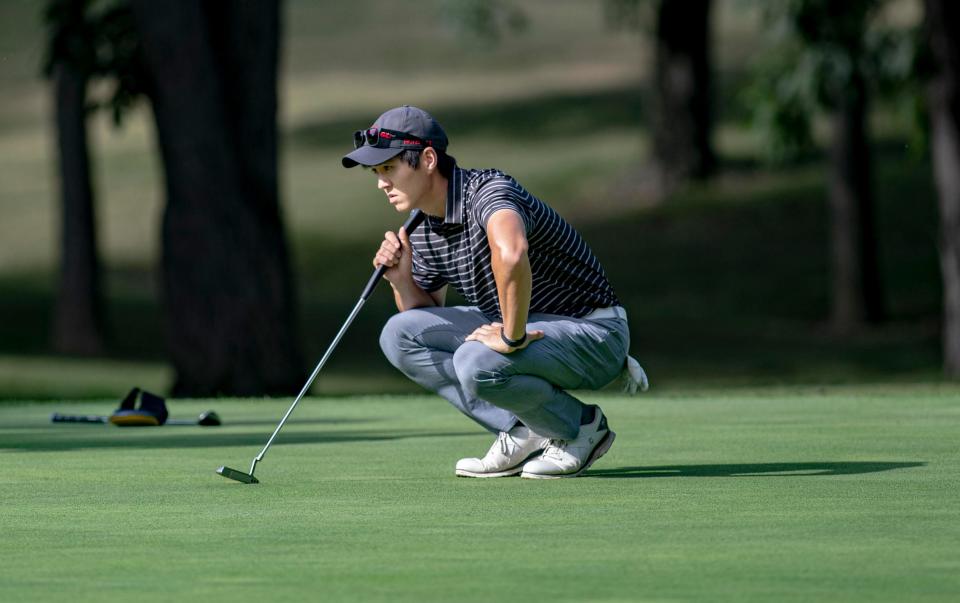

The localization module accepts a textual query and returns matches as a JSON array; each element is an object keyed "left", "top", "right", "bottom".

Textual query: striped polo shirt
[{"left": 409, "top": 166, "right": 619, "bottom": 320}]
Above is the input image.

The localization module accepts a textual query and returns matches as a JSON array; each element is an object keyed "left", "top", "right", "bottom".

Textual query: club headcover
[
  {"left": 108, "top": 410, "right": 161, "bottom": 427},
  {"left": 118, "top": 387, "right": 140, "bottom": 411},
  {"left": 109, "top": 388, "right": 168, "bottom": 427},
  {"left": 138, "top": 390, "right": 169, "bottom": 425}
]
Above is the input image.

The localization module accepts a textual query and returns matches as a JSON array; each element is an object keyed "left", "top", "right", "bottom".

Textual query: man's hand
[
  {"left": 374, "top": 227, "right": 442, "bottom": 311},
  {"left": 465, "top": 321, "right": 544, "bottom": 354},
  {"left": 373, "top": 226, "right": 413, "bottom": 285}
]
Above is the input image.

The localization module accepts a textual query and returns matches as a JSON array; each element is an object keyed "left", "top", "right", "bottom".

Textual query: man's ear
[{"left": 422, "top": 147, "right": 438, "bottom": 173}]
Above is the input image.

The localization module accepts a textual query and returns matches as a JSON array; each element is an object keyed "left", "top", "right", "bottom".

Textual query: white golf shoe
[
  {"left": 520, "top": 407, "right": 615, "bottom": 479},
  {"left": 455, "top": 425, "right": 550, "bottom": 478}
]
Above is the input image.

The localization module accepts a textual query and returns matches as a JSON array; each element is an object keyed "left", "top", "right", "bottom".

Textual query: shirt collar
[{"left": 442, "top": 166, "right": 466, "bottom": 226}]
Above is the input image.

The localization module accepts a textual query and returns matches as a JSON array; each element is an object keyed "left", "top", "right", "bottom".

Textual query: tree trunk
[
  {"left": 925, "top": 0, "right": 960, "bottom": 377},
  {"left": 651, "top": 0, "right": 714, "bottom": 195},
  {"left": 828, "top": 70, "right": 884, "bottom": 332},
  {"left": 51, "top": 61, "right": 104, "bottom": 355},
  {"left": 131, "top": 0, "right": 304, "bottom": 396}
]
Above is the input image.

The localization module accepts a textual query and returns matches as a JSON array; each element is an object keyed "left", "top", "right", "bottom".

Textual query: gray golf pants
[{"left": 379, "top": 306, "right": 630, "bottom": 440}]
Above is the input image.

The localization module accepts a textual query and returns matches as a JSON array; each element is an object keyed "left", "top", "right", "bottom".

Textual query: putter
[{"left": 216, "top": 209, "right": 426, "bottom": 484}]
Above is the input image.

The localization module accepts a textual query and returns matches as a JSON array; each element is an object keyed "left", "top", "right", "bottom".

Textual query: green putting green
[{"left": 1, "top": 386, "right": 958, "bottom": 601}]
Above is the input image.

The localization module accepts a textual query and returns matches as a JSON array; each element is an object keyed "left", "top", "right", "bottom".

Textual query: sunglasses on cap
[{"left": 353, "top": 127, "right": 433, "bottom": 150}]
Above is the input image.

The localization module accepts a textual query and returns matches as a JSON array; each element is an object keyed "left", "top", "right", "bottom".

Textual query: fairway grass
[{"left": 1, "top": 386, "right": 958, "bottom": 602}]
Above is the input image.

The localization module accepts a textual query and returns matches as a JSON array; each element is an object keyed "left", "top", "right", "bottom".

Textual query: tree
[
  {"left": 818, "top": 1, "right": 886, "bottom": 330},
  {"left": 43, "top": 1, "right": 149, "bottom": 355},
  {"left": 924, "top": 0, "right": 960, "bottom": 377},
  {"left": 43, "top": 0, "right": 103, "bottom": 355},
  {"left": 750, "top": 0, "right": 889, "bottom": 332},
  {"left": 448, "top": 0, "right": 716, "bottom": 197},
  {"left": 131, "top": 0, "right": 304, "bottom": 396},
  {"left": 651, "top": 0, "right": 715, "bottom": 191},
  {"left": 605, "top": 0, "right": 716, "bottom": 196}
]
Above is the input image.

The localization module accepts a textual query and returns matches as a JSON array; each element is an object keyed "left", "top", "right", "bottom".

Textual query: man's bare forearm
[
  {"left": 391, "top": 278, "right": 439, "bottom": 312},
  {"left": 492, "top": 249, "right": 532, "bottom": 340},
  {"left": 487, "top": 210, "right": 532, "bottom": 340}
]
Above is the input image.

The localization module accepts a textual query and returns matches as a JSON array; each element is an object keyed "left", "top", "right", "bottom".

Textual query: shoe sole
[
  {"left": 454, "top": 448, "right": 546, "bottom": 478},
  {"left": 455, "top": 467, "right": 523, "bottom": 478},
  {"left": 520, "top": 430, "right": 616, "bottom": 480}
]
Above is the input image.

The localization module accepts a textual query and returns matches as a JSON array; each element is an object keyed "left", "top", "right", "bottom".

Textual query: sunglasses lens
[{"left": 354, "top": 128, "right": 381, "bottom": 148}]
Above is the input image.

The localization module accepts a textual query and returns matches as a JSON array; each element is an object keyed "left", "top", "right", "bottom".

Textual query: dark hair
[{"left": 399, "top": 149, "right": 457, "bottom": 179}]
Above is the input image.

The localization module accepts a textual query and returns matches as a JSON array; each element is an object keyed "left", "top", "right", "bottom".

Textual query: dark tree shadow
[
  {"left": 0, "top": 427, "right": 479, "bottom": 452},
  {"left": 287, "top": 87, "right": 644, "bottom": 148},
  {"left": 585, "top": 461, "right": 925, "bottom": 478},
  {"left": 212, "top": 417, "right": 381, "bottom": 427}
]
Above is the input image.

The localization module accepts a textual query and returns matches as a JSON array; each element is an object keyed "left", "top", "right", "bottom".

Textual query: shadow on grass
[
  {"left": 212, "top": 417, "right": 381, "bottom": 427},
  {"left": 0, "top": 427, "right": 478, "bottom": 452},
  {"left": 585, "top": 461, "right": 925, "bottom": 478}
]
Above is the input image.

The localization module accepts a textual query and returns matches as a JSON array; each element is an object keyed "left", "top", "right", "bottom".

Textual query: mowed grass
[{"left": 1, "top": 386, "right": 958, "bottom": 602}]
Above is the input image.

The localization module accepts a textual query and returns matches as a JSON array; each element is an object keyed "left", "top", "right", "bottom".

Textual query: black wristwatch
[{"left": 500, "top": 327, "right": 527, "bottom": 348}]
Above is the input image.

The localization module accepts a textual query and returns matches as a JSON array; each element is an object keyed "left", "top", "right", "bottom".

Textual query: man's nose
[{"left": 378, "top": 176, "right": 390, "bottom": 190}]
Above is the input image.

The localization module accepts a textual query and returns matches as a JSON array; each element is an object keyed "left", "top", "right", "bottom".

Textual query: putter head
[
  {"left": 216, "top": 466, "right": 259, "bottom": 484},
  {"left": 198, "top": 411, "right": 222, "bottom": 426}
]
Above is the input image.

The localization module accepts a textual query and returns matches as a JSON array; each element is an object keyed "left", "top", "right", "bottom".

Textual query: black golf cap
[{"left": 342, "top": 105, "right": 448, "bottom": 168}]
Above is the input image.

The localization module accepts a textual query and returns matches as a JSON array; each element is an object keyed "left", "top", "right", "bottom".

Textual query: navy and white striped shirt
[{"left": 409, "top": 166, "right": 619, "bottom": 320}]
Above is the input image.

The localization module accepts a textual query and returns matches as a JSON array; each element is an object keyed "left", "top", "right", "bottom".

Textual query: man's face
[{"left": 371, "top": 155, "right": 428, "bottom": 212}]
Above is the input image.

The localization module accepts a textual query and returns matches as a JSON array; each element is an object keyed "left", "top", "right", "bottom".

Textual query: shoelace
[
  {"left": 542, "top": 439, "right": 567, "bottom": 460},
  {"left": 497, "top": 431, "right": 515, "bottom": 455}
]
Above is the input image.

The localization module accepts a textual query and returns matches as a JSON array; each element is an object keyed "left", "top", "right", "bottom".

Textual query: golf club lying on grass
[
  {"left": 216, "top": 209, "right": 426, "bottom": 484},
  {"left": 51, "top": 410, "right": 221, "bottom": 426},
  {"left": 51, "top": 387, "right": 221, "bottom": 426}
]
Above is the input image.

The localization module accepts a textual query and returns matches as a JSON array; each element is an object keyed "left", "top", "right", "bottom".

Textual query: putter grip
[{"left": 361, "top": 209, "right": 426, "bottom": 301}]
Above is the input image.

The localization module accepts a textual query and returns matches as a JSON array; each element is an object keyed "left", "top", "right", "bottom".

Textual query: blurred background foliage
[{"left": 0, "top": 0, "right": 953, "bottom": 400}]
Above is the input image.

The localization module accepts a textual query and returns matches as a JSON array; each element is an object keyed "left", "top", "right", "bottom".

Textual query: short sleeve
[{"left": 471, "top": 176, "right": 533, "bottom": 234}]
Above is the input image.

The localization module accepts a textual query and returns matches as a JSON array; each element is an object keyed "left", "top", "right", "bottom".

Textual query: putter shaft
[
  {"left": 248, "top": 297, "right": 367, "bottom": 477},
  {"left": 218, "top": 209, "right": 425, "bottom": 484}
]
